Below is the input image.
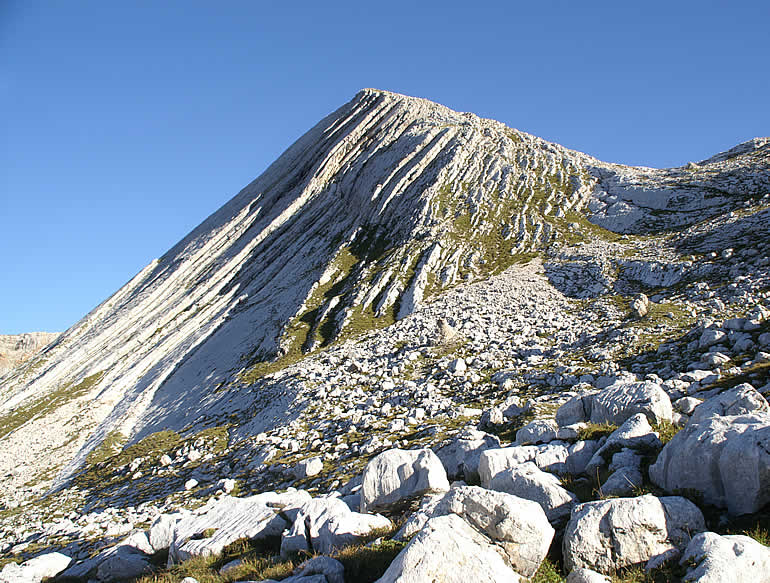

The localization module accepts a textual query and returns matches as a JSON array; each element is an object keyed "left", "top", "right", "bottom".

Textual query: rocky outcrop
[{"left": 0, "top": 332, "right": 58, "bottom": 378}]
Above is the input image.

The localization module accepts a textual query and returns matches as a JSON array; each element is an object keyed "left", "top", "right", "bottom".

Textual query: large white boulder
[
  {"left": 681, "top": 531, "right": 770, "bottom": 582},
  {"left": 690, "top": 384, "right": 769, "bottom": 423},
  {"left": 487, "top": 461, "right": 577, "bottom": 524},
  {"left": 360, "top": 448, "right": 449, "bottom": 513},
  {"left": 589, "top": 381, "right": 673, "bottom": 425},
  {"left": 0, "top": 552, "right": 71, "bottom": 583},
  {"left": 392, "top": 485, "right": 553, "bottom": 577},
  {"left": 562, "top": 494, "right": 705, "bottom": 574},
  {"left": 649, "top": 413, "right": 770, "bottom": 515},
  {"left": 376, "top": 514, "right": 523, "bottom": 583},
  {"left": 556, "top": 381, "right": 672, "bottom": 426},
  {"left": 434, "top": 428, "right": 500, "bottom": 482},
  {"left": 280, "top": 497, "right": 391, "bottom": 557}
]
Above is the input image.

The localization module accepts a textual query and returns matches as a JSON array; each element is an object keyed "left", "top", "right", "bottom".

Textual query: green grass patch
[{"left": 577, "top": 422, "right": 618, "bottom": 441}]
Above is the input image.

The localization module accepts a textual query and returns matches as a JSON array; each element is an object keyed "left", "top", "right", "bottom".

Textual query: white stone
[
  {"left": 690, "top": 383, "right": 769, "bottom": 422},
  {"left": 650, "top": 413, "right": 770, "bottom": 515},
  {"left": 563, "top": 494, "right": 705, "bottom": 574},
  {"left": 434, "top": 428, "right": 500, "bottom": 482},
  {"left": 378, "top": 514, "right": 522, "bottom": 582},
  {"left": 393, "top": 485, "right": 553, "bottom": 577},
  {"left": 487, "top": 461, "right": 577, "bottom": 524},
  {"left": 280, "top": 497, "right": 391, "bottom": 557},
  {"left": 516, "top": 419, "right": 558, "bottom": 445},
  {"left": 680, "top": 531, "right": 770, "bottom": 583},
  {"left": 360, "top": 448, "right": 449, "bottom": 513}
]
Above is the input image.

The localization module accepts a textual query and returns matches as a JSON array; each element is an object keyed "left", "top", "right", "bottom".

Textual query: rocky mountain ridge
[
  {"left": 0, "top": 333, "right": 59, "bottom": 378},
  {"left": 1, "top": 90, "right": 770, "bottom": 582}
]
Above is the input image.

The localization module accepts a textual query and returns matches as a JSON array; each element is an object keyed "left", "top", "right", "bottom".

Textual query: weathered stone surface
[
  {"left": 690, "top": 383, "right": 769, "bottom": 423},
  {"left": 589, "top": 381, "right": 673, "bottom": 425},
  {"left": 360, "top": 448, "right": 449, "bottom": 513},
  {"left": 516, "top": 419, "right": 558, "bottom": 445},
  {"left": 96, "top": 546, "right": 153, "bottom": 583},
  {"left": 556, "top": 381, "right": 672, "bottom": 426},
  {"left": 169, "top": 494, "right": 308, "bottom": 563},
  {"left": 434, "top": 428, "right": 500, "bottom": 482},
  {"left": 563, "top": 494, "right": 705, "bottom": 573},
  {"left": 392, "top": 485, "right": 553, "bottom": 577},
  {"left": 377, "top": 514, "right": 523, "bottom": 583},
  {"left": 487, "top": 461, "right": 577, "bottom": 524},
  {"left": 280, "top": 497, "right": 391, "bottom": 557},
  {"left": 479, "top": 443, "right": 570, "bottom": 486},
  {"left": 649, "top": 413, "right": 770, "bottom": 515},
  {"left": 290, "top": 556, "right": 345, "bottom": 583},
  {"left": 681, "top": 531, "right": 770, "bottom": 583}
]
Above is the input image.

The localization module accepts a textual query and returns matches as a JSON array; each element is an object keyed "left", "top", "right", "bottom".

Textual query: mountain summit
[{"left": 1, "top": 92, "right": 769, "bottom": 579}]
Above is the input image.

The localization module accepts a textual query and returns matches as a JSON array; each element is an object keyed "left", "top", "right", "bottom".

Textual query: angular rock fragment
[
  {"left": 393, "top": 485, "right": 553, "bottom": 577},
  {"left": 434, "top": 428, "right": 500, "bottom": 483},
  {"left": 280, "top": 497, "right": 391, "bottom": 557}
]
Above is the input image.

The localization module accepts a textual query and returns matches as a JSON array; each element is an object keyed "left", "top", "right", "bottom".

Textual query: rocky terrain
[
  {"left": 1, "top": 90, "right": 770, "bottom": 582},
  {"left": 0, "top": 333, "right": 59, "bottom": 378}
]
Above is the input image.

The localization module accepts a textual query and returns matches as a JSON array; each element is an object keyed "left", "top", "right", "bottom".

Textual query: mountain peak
[{"left": 0, "top": 91, "right": 768, "bottom": 514}]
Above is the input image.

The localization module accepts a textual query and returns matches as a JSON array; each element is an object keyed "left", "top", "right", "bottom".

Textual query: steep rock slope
[{"left": 0, "top": 89, "right": 768, "bottom": 506}]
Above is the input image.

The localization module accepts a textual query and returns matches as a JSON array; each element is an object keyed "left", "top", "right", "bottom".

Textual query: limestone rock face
[
  {"left": 680, "top": 531, "right": 770, "bottom": 583},
  {"left": 360, "top": 448, "right": 449, "bottom": 513},
  {"left": 168, "top": 493, "right": 309, "bottom": 563},
  {"left": 556, "top": 381, "right": 672, "bottom": 426},
  {"left": 562, "top": 494, "right": 705, "bottom": 573},
  {"left": 434, "top": 428, "right": 500, "bottom": 482},
  {"left": 0, "top": 551, "right": 71, "bottom": 583},
  {"left": 649, "top": 413, "right": 770, "bottom": 515},
  {"left": 376, "top": 514, "right": 523, "bottom": 583}
]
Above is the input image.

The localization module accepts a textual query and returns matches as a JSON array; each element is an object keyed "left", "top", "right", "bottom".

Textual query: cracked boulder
[
  {"left": 393, "top": 485, "right": 553, "bottom": 577},
  {"left": 280, "top": 497, "right": 391, "bottom": 557},
  {"left": 650, "top": 413, "right": 770, "bottom": 515},
  {"left": 379, "top": 514, "right": 523, "bottom": 582},
  {"left": 562, "top": 494, "right": 705, "bottom": 574},
  {"left": 556, "top": 381, "right": 672, "bottom": 426}
]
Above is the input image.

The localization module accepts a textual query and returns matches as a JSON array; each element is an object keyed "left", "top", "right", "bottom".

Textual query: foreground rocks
[
  {"left": 650, "top": 413, "right": 770, "bottom": 515},
  {"left": 562, "top": 494, "right": 706, "bottom": 573}
]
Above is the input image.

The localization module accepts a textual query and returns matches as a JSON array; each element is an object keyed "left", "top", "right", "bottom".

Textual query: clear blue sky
[{"left": 2, "top": 1, "right": 768, "bottom": 334}]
